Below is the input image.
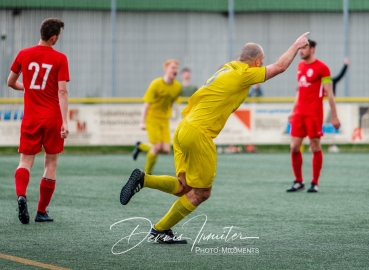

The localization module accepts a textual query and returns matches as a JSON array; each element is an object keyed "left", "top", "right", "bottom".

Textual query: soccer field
[{"left": 0, "top": 152, "right": 368, "bottom": 269}]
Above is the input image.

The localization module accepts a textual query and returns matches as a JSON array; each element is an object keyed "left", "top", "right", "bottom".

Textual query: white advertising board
[{"left": 0, "top": 103, "right": 368, "bottom": 146}]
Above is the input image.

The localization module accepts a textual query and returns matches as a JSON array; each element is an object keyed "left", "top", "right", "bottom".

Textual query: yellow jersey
[
  {"left": 143, "top": 78, "right": 182, "bottom": 119},
  {"left": 182, "top": 61, "right": 266, "bottom": 138}
]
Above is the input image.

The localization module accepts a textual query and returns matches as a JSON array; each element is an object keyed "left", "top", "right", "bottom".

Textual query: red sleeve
[
  {"left": 320, "top": 62, "right": 331, "bottom": 78},
  {"left": 58, "top": 54, "right": 70, "bottom": 82},
  {"left": 10, "top": 51, "right": 22, "bottom": 74}
]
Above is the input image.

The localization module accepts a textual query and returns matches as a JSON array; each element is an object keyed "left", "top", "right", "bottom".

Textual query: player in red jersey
[
  {"left": 7, "top": 18, "right": 70, "bottom": 224},
  {"left": 286, "top": 39, "right": 340, "bottom": 193}
]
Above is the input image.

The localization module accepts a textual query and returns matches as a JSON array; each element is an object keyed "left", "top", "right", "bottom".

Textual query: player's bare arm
[
  {"left": 140, "top": 102, "right": 150, "bottom": 130},
  {"left": 58, "top": 81, "right": 69, "bottom": 139},
  {"left": 324, "top": 82, "right": 341, "bottom": 129},
  {"left": 7, "top": 71, "right": 24, "bottom": 90},
  {"left": 288, "top": 90, "right": 299, "bottom": 123},
  {"left": 266, "top": 32, "right": 310, "bottom": 80}
]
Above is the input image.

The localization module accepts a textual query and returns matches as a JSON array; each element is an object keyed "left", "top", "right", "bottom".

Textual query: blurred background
[
  {"left": 1, "top": 0, "right": 368, "bottom": 98},
  {"left": 1, "top": 0, "right": 368, "bottom": 148}
]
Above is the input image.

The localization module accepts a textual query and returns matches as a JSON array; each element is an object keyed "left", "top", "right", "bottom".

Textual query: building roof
[{"left": 2, "top": 0, "right": 368, "bottom": 12}]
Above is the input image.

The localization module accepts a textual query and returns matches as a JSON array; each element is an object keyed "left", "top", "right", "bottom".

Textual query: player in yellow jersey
[
  {"left": 121, "top": 32, "right": 310, "bottom": 244},
  {"left": 132, "top": 59, "right": 182, "bottom": 174}
]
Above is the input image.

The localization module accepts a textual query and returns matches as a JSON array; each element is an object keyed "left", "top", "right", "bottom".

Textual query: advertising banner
[
  {"left": 0, "top": 103, "right": 368, "bottom": 146},
  {"left": 0, "top": 105, "right": 23, "bottom": 146}
]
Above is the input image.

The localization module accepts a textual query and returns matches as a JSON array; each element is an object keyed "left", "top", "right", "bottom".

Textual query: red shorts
[
  {"left": 19, "top": 117, "right": 64, "bottom": 155},
  {"left": 290, "top": 114, "right": 323, "bottom": 139}
]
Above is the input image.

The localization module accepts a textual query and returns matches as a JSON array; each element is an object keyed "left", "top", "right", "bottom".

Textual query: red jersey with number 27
[
  {"left": 10, "top": 45, "right": 70, "bottom": 119},
  {"left": 295, "top": 59, "right": 330, "bottom": 118}
]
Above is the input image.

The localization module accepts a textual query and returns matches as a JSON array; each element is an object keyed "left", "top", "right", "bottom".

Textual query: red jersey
[
  {"left": 295, "top": 59, "right": 331, "bottom": 118},
  {"left": 10, "top": 45, "right": 70, "bottom": 119}
]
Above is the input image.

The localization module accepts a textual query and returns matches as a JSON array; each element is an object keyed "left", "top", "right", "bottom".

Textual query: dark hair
[
  {"left": 307, "top": 39, "right": 317, "bottom": 48},
  {"left": 40, "top": 18, "right": 64, "bottom": 41},
  {"left": 181, "top": 68, "right": 191, "bottom": 73}
]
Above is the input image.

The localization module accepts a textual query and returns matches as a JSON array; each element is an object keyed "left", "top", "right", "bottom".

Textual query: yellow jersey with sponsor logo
[{"left": 182, "top": 61, "right": 266, "bottom": 138}]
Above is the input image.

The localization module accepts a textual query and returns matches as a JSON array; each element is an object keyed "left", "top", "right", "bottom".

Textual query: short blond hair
[{"left": 163, "top": 59, "right": 179, "bottom": 68}]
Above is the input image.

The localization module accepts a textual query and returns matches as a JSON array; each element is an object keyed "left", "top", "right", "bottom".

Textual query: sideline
[{"left": 0, "top": 253, "right": 71, "bottom": 270}]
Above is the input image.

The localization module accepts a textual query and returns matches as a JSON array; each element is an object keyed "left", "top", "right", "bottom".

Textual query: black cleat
[
  {"left": 120, "top": 168, "right": 145, "bottom": 205},
  {"left": 17, "top": 196, "right": 29, "bottom": 224},
  {"left": 132, "top": 141, "right": 141, "bottom": 161},
  {"left": 307, "top": 183, "right": 319, "bottom": 193},
  {"left": 149, "top": 227, "right": 187, "bottom": 244},
  {"left": 35, "top": 211, "right": 54, "bottom": 222},
  {"left": 286, "top": 181, "right": 305, "bottom": 192}
]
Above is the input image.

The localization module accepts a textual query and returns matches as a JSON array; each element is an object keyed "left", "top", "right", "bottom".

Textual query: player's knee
[
  {"left": 160, "top": 143, "right": 170, "bottom": 154},
  {"left": 290, "top": 144, "right": 301, "bottom": 152},
  {"left": 186, "top": 188, "right": 212, "bottom": 205},
  {"left": 44, "top": 155, "right": 58, "bottom": 169},
  {"left": 161, "top": 148, "right": 170, "bottom": 154},
  {"left": 202, "top": 191, "right": 211, "bottom": 202},
  {"left": 310, "top": 144, "right": 321, "bottom": 152},
  {"left": 309, "top": 140, "right": 321, "bottom": 152},
  {"left": 195, "top": 189, "right": 211, "bottom": 203},
  {"left": 151, "top": 144, "right": 161, "bottom": 154}
]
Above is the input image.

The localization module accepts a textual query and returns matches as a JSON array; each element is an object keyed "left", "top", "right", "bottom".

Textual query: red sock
[
  {"left": 15, "top": 168, "right": 30, "bottom": 198},
  {"left": 312, "top": 150, "right": 323, "bottom": 185},
  {"left": 291, "top": 151, "right": 303, "bottom": 182},
  {"left": 38, "top": 178, "right": 56, "bottom": 213}
]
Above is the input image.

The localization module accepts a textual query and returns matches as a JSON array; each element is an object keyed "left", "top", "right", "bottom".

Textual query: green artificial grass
[{"left": 0, "top": 153, "right": 368, "bottom": 269}]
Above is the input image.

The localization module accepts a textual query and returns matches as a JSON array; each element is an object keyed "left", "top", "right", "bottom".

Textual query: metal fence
[{"left": 1, "top": 7, "right": 368, "bottom": 98}]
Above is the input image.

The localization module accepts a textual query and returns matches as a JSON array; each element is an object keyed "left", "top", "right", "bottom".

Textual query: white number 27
[{"left": 28, "top": 62, "right": 53, "bottom": 90}]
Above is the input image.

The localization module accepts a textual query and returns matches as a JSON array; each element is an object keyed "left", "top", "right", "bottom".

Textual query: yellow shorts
[
  {"left": 173, "top": 120, "right": 216, "bottom": 188},
  {"left": 146, "top": 117, "right": 170, "bottom": 144}
]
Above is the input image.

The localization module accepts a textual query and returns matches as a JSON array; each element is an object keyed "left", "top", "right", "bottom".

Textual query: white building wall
[{"left": 0, "top": 10, "right": 367, "bottom": 98}]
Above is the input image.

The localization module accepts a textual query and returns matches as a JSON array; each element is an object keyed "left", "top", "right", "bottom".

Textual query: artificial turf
[{"left": 0, "top": 152, "right": 368, "bottom": 269}]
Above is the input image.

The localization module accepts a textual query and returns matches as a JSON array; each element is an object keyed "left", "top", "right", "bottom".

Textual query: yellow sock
[
  {"left": 155, "top": 195, "right": 196, "bottom": 231},
  {"left": 139, "top": 142, "right": 151, "bottom": 152},
  {"left": 143, "top": 174, "right": 180, "bottom": 194},
  {"left": 144, "top": 151, "right": 157, "bottom": 175}
]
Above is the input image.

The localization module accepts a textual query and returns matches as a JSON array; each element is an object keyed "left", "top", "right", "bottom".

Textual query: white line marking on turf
[{"left": 0, "top": 253, "right": 71, "bottom": 270}]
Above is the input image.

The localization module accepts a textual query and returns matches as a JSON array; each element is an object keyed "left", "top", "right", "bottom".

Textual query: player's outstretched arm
[
  {"left": 7, "top": 71, "right": 24, "bottom": 90},
  {"left": 332, "top": 57, "right": 349, "bottom": 83},
  {"left": 324, "top": 82, "right": 341, "bottom": 130},
  {"left": 265, "top": 32, "right": 309, "bottom": 81},
  {"left": 58, "top": 81, "right": 69, "bottom": 139}
]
